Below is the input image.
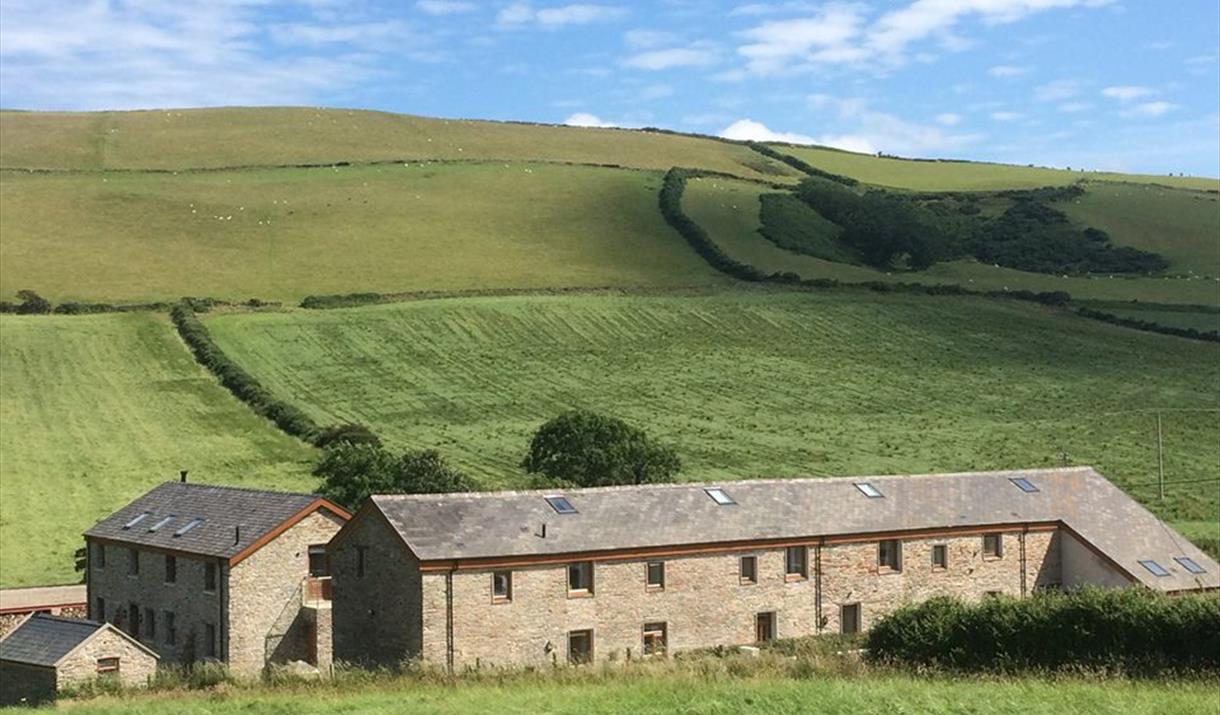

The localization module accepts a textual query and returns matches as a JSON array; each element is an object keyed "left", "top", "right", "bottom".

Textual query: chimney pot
[{"left": 179, "top": 470, "right": 188, "bottom": 483}]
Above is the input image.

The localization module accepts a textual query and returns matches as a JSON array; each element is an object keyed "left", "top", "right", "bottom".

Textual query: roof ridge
[
  {"left": 27, "top": 613, "right": 100, "bottom": 627},
  {"left": 159, "top": 481, "right": 320, "bottom": 499}
]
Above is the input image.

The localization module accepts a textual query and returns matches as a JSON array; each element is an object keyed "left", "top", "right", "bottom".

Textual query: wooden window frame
[
  {"left": 983, "top": 534, "right": 1004, "bottom": 560},
  {"left": 567, "top": 629, "right": 593, "bottom": 665},
  {"left": 491, "top": 570, "right": 513, "bottom": 603},
  {"left": 144, "top": 607, "right": 156, "bottom": 641},
  {"left": 755, "top": 611, "right": 776, "bottom": 643},
  {"left": 164, "top": 611, "right": 176, "bottom": 646},
  {"left": 642, "top": 622, "right": 667, "bottom": 656},
  {"left": 203, "top": 561, "right": 217, "bottom": 593},
  {"left": 94, "top": 543, "right": 106, "bottom": 569},
  {"left": 931, "top": 544, "right": 948, "bottom": 571},
  {"left": 878, "top": 539, "right": 903, "bottom": 573},
  {"left": 645, "top": 561, "right": 665, "bottom": 591},
  {"left": 165, "top": 554, "right": 177, "bottom": 584},
  {"left": 204, "top": 623, "right": 217, "bottom": 658},
  {"left": 127, "top": 547, "right": 140, "bottom": 577},
  {"left": 308, "top": 544, "right": 329, "bottom": 578},
  {"left": 567, "top": 561, "right": 594, "bottom": 597},
  {"left": 739, "top": 555, "right": 758, "bottom": 585},
  {"left": 784, "top": 546, "right": 808, "bottom": 581},
  {"left": 96, "top": 657, "right": 120, "bottom": 674},
  {"left": 840, "top": 603, "right": 861, "bottom": 635}
]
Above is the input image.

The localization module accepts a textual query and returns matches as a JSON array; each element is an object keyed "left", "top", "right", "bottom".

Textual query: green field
[
  {"left": 0, "top": 313, "right": 315, "bottom": 588},
  {"left": 684, "top": 176, "right": 1220, "bottom": 306},
  {"left": 39, "top": 673, "right": 1220, "bottom": 714},
  {"left": 0, "top": 163, "right": 724, "bottom": 303},
  {"left": 771, "top": 143, "right": 1220, "bottom": 192},
  {"left": 0, "top": 108, "right": 799, "bottom": 182},
  {"left": 205, "top": 292, "right": 1220, "bottom": 525}
]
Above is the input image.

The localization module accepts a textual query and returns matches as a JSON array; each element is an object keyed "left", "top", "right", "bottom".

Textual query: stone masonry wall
[
  {"left": 56, "top": 628, "right": 158, "bottom": 690},
  {"left": 228, "top": 510, "right": 346, "bottom": 676},
  {"left": 330, "top": 511, "right": 422, "bottom": 666}
]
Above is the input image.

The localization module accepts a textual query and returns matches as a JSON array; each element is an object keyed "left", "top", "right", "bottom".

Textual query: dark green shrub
[
  {"left": 300, "top": 293, "right": 383, "bottom": 309},
  {"left": 744, "top": 142, "right": 859, "bottom": 186},
  {"left": 522, "top": 410, "right": 680, "bottom": 488},
  {"left": 758, "top": 193, "right": 856, "bottom": 263},
  {"left": 315, "top": 444, "right": 474, "bottom": 511},
  {"left": 315, "top": 423, "right": 382, "bottom": 449},
  {"left": 14, "top": 289, "right": 51, "bottom": 314}
]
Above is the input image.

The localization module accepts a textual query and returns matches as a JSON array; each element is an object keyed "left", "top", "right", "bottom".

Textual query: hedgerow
[
  {"left": 866, "top": 589, "right": 1220, "bottom": 674},
  {"left": 659, "top": 168, "right": 766, "bottom": 282},
  {"left": 1075, "top": 306, "right": 1220, "bottom": 343},
  {"left": 744, "top": 142, "right": 859, "bottom": 186}
]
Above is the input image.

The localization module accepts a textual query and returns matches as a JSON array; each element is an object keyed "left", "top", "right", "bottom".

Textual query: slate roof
[
  {"left": 84, "top": 482, "right": 340, "bottom": 561},
  {"left": 0, "top": 615, "right": 127, "bottom": 667},
  {"left": 371, "top": 467, "right": 1218, "bottom": 593}
]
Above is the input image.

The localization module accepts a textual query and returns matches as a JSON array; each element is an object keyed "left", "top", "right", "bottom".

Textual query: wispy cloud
[
  {"left": 415, "top": 1, "right": 477, "bottom": 15},
  {"left": 625, "top": 45, "right": 718, "bottom": 70},
  {"left": 1101, "top": 85, "right": 1156, "bottom": 101},
  {"left": 988, "top": 65, "right": 1027, "bottom": 77},
  {"left": 718, "top": 118, "right": 816, "bottom": 144},
  {"left": 1034, "top": 79, "right": 1080, "bottom": 101},
  {"left": 497, "top": 3, "right": 627, "bottom": 29},
  {"left": 1121, "top": 101, "right": 1177, "bottom": 118}
]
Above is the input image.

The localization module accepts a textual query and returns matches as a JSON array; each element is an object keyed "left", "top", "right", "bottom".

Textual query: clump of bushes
[
  {"left": 522, "top": 410, "right": 680, "bottom": 488},
  {"left": 866, "top": 588, "right": 1220, "bottom": 674},
  {"left": 314, "top": 444, "right": 473, "bottom": 511},
  {"left": 300, "top": 293, "right": 384, "bottom": 309}
]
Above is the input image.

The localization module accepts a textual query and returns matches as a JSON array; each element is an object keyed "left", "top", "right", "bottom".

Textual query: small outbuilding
[{"left": 0, "top": 613, "right": 158, "bottom": 706}]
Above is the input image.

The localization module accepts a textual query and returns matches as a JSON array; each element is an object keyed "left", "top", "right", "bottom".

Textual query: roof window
[
  {"left": 1138, "top": 559, "right": 1170, "bottom": 577},
  {"left": 1174, "top": 557, "right": 1206, "bottom": 575},
  {"left": 1010, "top": 477, "right": 1039, "bottom": 493},
  {"left": 148, "top": 515, "right": 175, "bottom": 533},
  {"left": 545, "top": 496, "right": 578, "bottom": 515},
  {"left": 854, "top": 482, "right": 883, "bottom": 499},
  {"left": 173, "top": 518, "right": 204, "bottom": 537},
  {"left": 122, "top": 512, "right": 151, "bottom": 529},
  {"left": 705, "top": 488, "right": 735, "bottom": 506}
]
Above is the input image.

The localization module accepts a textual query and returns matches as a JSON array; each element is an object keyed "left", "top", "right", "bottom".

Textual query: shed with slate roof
[{"left": 0, "top": 613, "right": 157, "bottom": 706}]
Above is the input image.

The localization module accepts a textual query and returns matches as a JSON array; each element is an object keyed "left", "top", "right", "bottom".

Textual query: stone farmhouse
[
  {"left": 0, "top": 613, "right": 158, "bottom": 706},
  {"left": 329, "top": 467, "right": 1217, "bottom": 669},
  {"left": 84, "top": 481, "right": 349, "bottom": 676}
]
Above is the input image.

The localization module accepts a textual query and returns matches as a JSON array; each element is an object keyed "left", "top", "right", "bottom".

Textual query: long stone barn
[{"left": 329, "top": 467, "right": 1218, "bottom": 670}]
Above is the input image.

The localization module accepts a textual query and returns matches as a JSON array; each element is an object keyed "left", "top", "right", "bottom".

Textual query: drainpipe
[
  {"left": 219, "top": 558, "right": 227, "bottom": 662},
  {"left": 814, "top": 538, "right": 824, "bottom": 634},
  {"left": 1019, "top": 526, "right": 1029, "bottom": 597},
  {"left": 445, "top": 566, "right": 455, "bottom": 672}
]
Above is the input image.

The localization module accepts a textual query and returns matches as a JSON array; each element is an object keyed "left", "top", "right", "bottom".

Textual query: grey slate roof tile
[
  {"left": 372, "top": 467, "right": 1218, "bottom": 593},
  {"left": 84, "top": 482, "right": 325, "bottom": 560},
  {"left": 0, "top": 614, "right": 101, "bottom": 667}
]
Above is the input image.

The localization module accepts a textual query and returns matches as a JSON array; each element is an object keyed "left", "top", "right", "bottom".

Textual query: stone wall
[
  {"left": 0, "top": 605, "right": 86, "bottom": 640},
  {"left": 228, "top": 510, "right": 346, "bottom": 676},
  {"left": 330, "top": 511, "right": 421, "bottom": 666},
  {"left": 0, "top": 661, "right": 56, "bottom": 706},
  {"left": 57, "top": 627, "right": 158, "bottom": 690}
]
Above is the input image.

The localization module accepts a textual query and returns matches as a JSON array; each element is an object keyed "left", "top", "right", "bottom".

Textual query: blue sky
[{"left": 2, "top": 1, "right": 1217, "bottom": 176}]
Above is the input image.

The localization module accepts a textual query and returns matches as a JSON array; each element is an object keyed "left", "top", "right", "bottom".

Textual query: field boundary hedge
[
  {"left": 170, "top": 301, "right": 322, "bottom": 444},
  {"left": 1074, "top": 306, "right": 1220, "bottom": 343},
  {"left": 866, "top": 589, "right": 1220, "bottom": 674}
]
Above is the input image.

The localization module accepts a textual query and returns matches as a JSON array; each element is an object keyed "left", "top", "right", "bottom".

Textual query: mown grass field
[
  {"left": 0, "top": 313, "right": 315, "bottom": 588},
  {"left": 771, "top": 143, "right": 1220, "bottom": 192},
  {"left": 205, "top": 291, "right": 1220, "bottom": 526},
  {"left": 41, "top": 673, "right": 1220, "bottom": 715},
  {"left": 0, "top": 108, "right": 799, "bottom": 182},
  {"left": 0, "top": 163, "right": 725, "bottom": 303},
  {"left": 684, "top": 176, "right": 1220, "bottom": 306}
]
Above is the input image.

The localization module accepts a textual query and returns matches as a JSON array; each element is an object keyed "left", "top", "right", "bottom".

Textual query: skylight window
[
  {"left": 545, "top": 497, "right": 577, "bottom": 515},
  {"left": 1139, "top": 559, "right": 1170, "bottom": 577},
  {"left": 173, "top": 518, "right": 204, "bottom": 537},
  {"left": 1010, "top": 477, "right": 1039, "bottom": 493},
  {"left": 148, "top": 515, "right": 175, "bottom": 533},
  {"left": 122, "top": 512, "right": 151, "bottom": 530},
  {"left": 854, "top": 483, "right": 883, "bottom": 499},
  {"left": 1175, "top": 557, "right": 1206, "bottom": 575},
  {"left": 705, "top": 488, "right": 735, "bottom": 506}
]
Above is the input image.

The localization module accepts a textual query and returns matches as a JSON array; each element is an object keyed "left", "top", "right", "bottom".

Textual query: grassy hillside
[
  {"left": 0, "top": 163, "right": 724, "bottom": 303},
  {"left": 43, "top": 674, "right": 1220, "bottom": 715},
  {"left": 684, "top": 176, "right": 1220, "bottom": 306},
  {"left": 206, "top": 291, "right": 1219, "bottom": 526},
  {"left": 771, "top": 143, "right": 1220, "bottom": 192},
  {"left": 0, "top": 313, "right": 315, "bottom": 588},
  {"left": 0, "top": 108, "right": 799, "bottom": 181}
]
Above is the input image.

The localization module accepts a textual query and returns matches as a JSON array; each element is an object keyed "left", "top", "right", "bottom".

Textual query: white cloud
[
  {"left": 1034, "top": 79, "right": 1079, "bottom": 102},
  {"left": 498, "top": 3, "right": 626, "bottom": 28},
  {"left": 624, "top": 29, "right": 677, "bottom": 49},
  {"left": 1121, "top": 101, "right": 1177, "bottom": 118},
  {"left": 1101, "top": 85, "right": 1156, "bottom": 102},
  {"left": 269, "top": 21, "right": 409, "bottom": 46},
  {"left": 935, "top": 112, "right": 962, "bottom": 126},
  {"left": 990, "top": 111, "right": 1022, "bottom": 121},
  {"left": 624, "top": 46, "right": 718, "bottom": 70},
  {"left": 988, "top": 65, "right": 1027, "bottom": 77},
  {"left": 737, "top": 5, "right": 864, "bottom": 75},
  {"left": 415, "top": 1, "right": 477, "bottom": 15},
  {"left": 563, "top": 112, "right": 618, "bottom": 127},
  {"left": 719, "top": 119, "right": 817, "bottom": 144},
  {"left": 729, "top": 2, "right": 820, "bottom": 16}
]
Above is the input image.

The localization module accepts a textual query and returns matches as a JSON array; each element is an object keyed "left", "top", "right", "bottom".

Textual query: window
[
  {"left": 568, "top": 561, "right": 593, "bottom": 595},
  {"left": 646, "top": 561, "right": 665, "bottom": 590},
  {"left": 148, "top": 515, "right": 174, "bottom": 532},
  {"left": 96, "top": 657, "right": 120, "bottom": 675},
  {"left": 165, "top": 611, "right": 176, "bottom": 646},
  {"left": 740, "top": 555, "right": 757, "bottom": 585},
  {"left": 492, "top": 570, "right": 512, "bottom": 602},
  {"left": 840, "top": 604, "right": 861, "bottom": 635},
  {"left": 204, "top": 623, "right": 217, "bottom": 658},
  {"left": 356, "top": 546, "right": 367, "bottom": 578},
  {"left": 204, "top": 561, "right": 217, "bottom": 592},
  {"left": 1010, "top": 477, "right": 1039, "bottom": 493},
  {"left": 308, "top": 544, "right": 328, "bottom": 577},
  {"left": 165, "top": 555, "right": 177, "bottom": 583},
  {"left": 642, "top": 622, "right": 667, "bottom": 656},
  {"left": 1139, "top": 559, "right": 1170, "bottom": 577},
  {"left": 545, "top": 496, "right": 578, "bottom": 515},
  {"left": 122, "top": 511, "right": 151, "bottom": 530},
  {"left": 931, "top": 544, "right": 948, "bottom": 570},
  {"left": 127, "top": 548, "right": 139, "bottom": 576},
  {"left": 755, "top": 612, "right": 776, "bottom": 643},
  {"left": 173, "top": 518, "right": 204, "bottom": 538},
  {"left": 567, "top": 629, "right": 593, "bottom": 665},
  {"left": 854, "top": 482, "right": 883, "bottom": 498},
  {"left": 785, "top": 546, "right": 807, "bottom": 580},
  {"left": 95, "top": 597, "right": 106, "bottom": 623},
  {"left": 705, "top": 488, "right": 735, "bottom": 506},
  {"left": 93, "top": 543, "right": 106, "bottom": 569},
  {"left": 127, "top": 603, "right": 140, "bottom": 636},
  {"left": 983, "top": 534, "right": 1004, "bottom": 559},
  {"left": 878, "top": 539, "right": 902, "bottom": 572},
  {"left": 1175, "top": 557, "right": 1206, "bottom": 575},
  {"left": 144, "top": 608, "right": 156, "bottom": 641}
]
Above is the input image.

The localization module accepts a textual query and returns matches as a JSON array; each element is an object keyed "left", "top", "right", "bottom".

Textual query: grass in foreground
[
  {"left": 684, "top": 176, "right": 1220, "bottom": 306},
  {"left": 205, "top": 291, "right": 1220, "bottom": 525},
  {"left": 0, "top": 313, "right": 315, "bottom": 588},
  {"left": 0, "top": 163, "right": 723, "bottom": 303}
]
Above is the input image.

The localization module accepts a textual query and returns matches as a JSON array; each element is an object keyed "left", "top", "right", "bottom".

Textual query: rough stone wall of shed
[
  {"left": 0, "top": 661, "right": 56, "bottom": 706},
  {"left": 1061, "top": 532, "right": 1132, "bottom": 589},
  {"left": 330, "top": 512, "right": 422, "bottom": 666},
  {"left": 56, "top": 629, "right": 157, "bottom": 690},
  {"left": 86, "top": 540, "right": 225, "bottom": 666},
  {"left": 227, "top": 510, "right": 345, "bottom": 676}
]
